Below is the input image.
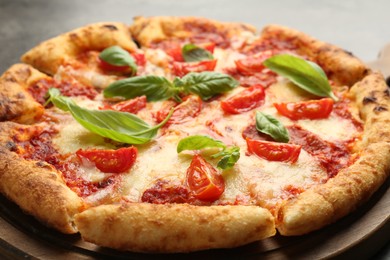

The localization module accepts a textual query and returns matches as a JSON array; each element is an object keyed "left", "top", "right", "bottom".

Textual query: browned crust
[
  {"left": 277, "top": 72, "right": 390, "bottom": 235},
  {"left": 0, "top": 64, "right": 47, "bottom": 124},
  {"left": 74, "top": 203, "right": 275, "bottom": 253},
  {"left": 130, "top": 16, "right": 257, "bottom": 47},
  {"left": 21, "top": 22, "right": 137, "bottom": 75},
  {"left": 0, "top": 122, "right": 85, "bottom": 234},
  {"left": 261, "top": 25, "right": 369, "bottom": 86}
]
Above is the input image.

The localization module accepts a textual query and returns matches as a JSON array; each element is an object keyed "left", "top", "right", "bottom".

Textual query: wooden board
[{"left": 0, "top": 178, "right": 388, "bottom": 260}]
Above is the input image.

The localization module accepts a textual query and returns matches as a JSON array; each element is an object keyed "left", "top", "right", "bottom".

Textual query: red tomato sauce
[
  {"left": 287, "top": 125, "right": 354, "bottom": 178},
  {"left": 11, "top": 125, "right": 116, "bottom": 197},
  {"left": 28, "top": 78, "right": 98, "bottom": 105}
]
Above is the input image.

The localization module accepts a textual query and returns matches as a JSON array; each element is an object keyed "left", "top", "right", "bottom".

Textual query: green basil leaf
[
  {"left": 99, "top": 46, "right": 137, "bottom": 76},
  {"left": 263, "top": 54, "right": 338, "bottom": 101},
  {"left": 256, "top": 111, "right": 289, "bottom": 143},
  {"left": 182, "top": 44, "right": 214, "bottom": 62},
  {"left": 180, "top": 72, "right": 239, "bottom": 100},
  {"left": 177, "top": 135, "right": 226, "bottom": 153},
  {"left": 104, "top": 75, "right": 177, "bottom": 101},
  {"left": 45, "top": 88, "right": 74, "bottom": 111},
  {"left": 47, "top": 89, "right": 172, "bottom": 144},
  {"left": 214, "top": 146, "right": 240, "bottom": 170}
]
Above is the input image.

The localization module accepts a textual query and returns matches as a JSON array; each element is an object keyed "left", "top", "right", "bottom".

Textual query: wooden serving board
[{"left": 0, "top": 177, "right": 388, "bottom": 260}]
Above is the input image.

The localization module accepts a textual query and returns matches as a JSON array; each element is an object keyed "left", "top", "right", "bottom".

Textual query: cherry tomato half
[
  {"left": 154, "top": 95, "right": 202, "bottom": 125},
  {"left": 186, "top": 154, "right": 225, "bottom": 202},
  {"left": 76, "top": 147, "right": 137, "bottom": 173},
  {"left": 102, "top": 96, "right": 147, "bottom": 114},
  {"left": 172, "top": 59, "right": 217, "bottom": 77},
  {"left": 246, "top": 138, "right": 301, "bottom": 163},
  {"left": 220, "top": 84, "right": 266, "bottom": 114},
  {"left": 274, "top": 98, "right": 334, "bottom": 120},
  {"left": 234, "top": 50, "right": 274, "bottom": 76}
]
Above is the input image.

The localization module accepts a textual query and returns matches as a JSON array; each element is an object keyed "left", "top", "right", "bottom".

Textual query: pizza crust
[
  {"left": 0, "top": 64, "right": 47, "bottom": 124},
  {"left": 0, "top": 146, "right": 84, "bottom": 234},
  {"left": 261, "top": 25, "right": 368, "bottom": 86},
  {"left": 130, "top": 16, "right": 257, "bottom": 47},
  {"left": 21, "top": 22, "right": 137, "bottom": 75},
  {"left": 74, "top": 203, "right": 275, "bottom": 252}
]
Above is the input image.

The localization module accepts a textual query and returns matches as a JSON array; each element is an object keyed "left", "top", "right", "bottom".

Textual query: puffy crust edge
[
  {"left": 277, "top": 72, "right": 390, "bottom": 235},
  {"left": 0, "top": 123, "right": 84, "bottom": 233},
  {"left": 0, "top": 64, "right": 47, "bottom": 124},
  {"left": 261, "top": 24, "right": 369, "bottom": 86},
  {"left": 74, "top": 203, "right": 275, "bottom": 253},
  {"left": 21, "top": 22, "right": 137, "bottom": 75},
  {"left": 130, "top": 16, "right": 257, "bottom": 47}
]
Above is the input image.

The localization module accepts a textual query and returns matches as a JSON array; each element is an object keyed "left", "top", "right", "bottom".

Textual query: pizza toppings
[
  {"left": 101, "top": 95, "right": 147, "bottom": 114},
  {"left": 177, "top": 135, "right": 240, "bottom": 170},
  {"left": 46, "top": 88, "right": 173, "bottom": 144},
  {"left": 181, "top": 43, "right": 214, "bottom": 62},
  {"left": 141, "top": 180, "right": 190, "bottom": 204},
  {"left": 98, "top": 46, "right": 138, "bottom": 76},
  {"left": 246, "top": 138, "right": 301, "bottom": 163},
  {"left": 76, "top": 147, "right": 137, "bottom": 174},
  {"left": 104, "top": 71, "right": 238, "bottom": 101},
  {"left": 220, "top": 84, "right": 266, "bottom": 114},
  {"left": 154, "top": 95, "right": 202, "bottom": 125},
  {"left": 186, "top": 154, "right": 225, "bottom": 202},
  {"left": 255, "top": 111, "right": 290, "bottom": 143},
  {"left": 263, "top": 54, "right": 338, "bottom": 101},
  {"left": 274, "top": 98, "right": 334, "bottom": 120},
  {"left": 172, "top": 59, "right": 217, "bottom": 77},
  {"left": 234, "top": 50, "right": 274, "bottom": 75}
]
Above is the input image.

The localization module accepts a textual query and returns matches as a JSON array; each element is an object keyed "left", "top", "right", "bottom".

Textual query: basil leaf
[
  {"left": 47, "top": 89, "right": 172, "bottom": 144},
  {"left": 45, "top": 88, "right": 74, "bottom": 111},
  {"left": 177, "top": 135, "right": 240, "bottom": 170},
  {"left": 213, "top": 146, "right": 240, "bottom": 170},
  {"left": 104, "top": 75, "right": 177, "bottom": 101},
  {"left": 263, "top": 54, "right": 338, "bottom": 101},
  {"left": 177, "top": 135, "right": 226, "bottom": 153},
  {"left": 99, "top": 46, "right": 137, "bottom": 76},
  {"left": 180, "top": 72, "right": 239, "bottom": 100},
  {"left": 256, "top": 111, "right": 289, "bottom": 143},
  {"left": 182, "top": 44, "right": 214, "bottom": 62}
]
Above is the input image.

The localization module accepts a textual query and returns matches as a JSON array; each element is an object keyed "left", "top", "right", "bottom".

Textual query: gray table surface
[{"left": 0, "top": 0, "right": 389, "bottom": 259}]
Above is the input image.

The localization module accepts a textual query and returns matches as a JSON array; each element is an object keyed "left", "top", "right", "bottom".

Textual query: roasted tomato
[
  {"left": 76, "top": 147, "right": 137, "bottom": 173},
  {"left": 99, "top": 52, "right": 145, "bottom": 73},
  {"left": 172, "top": 59, "right": 217, "bottom": 77},
  {"left": 154, "top": 95, "right": 202, "bottom": 125},
  {"left": 246, "top": 138, "right": 301, "bottom": 163},
  {"left": 101, "top": 96, "right": 147, "bottom": 114},
  {"left": 220, "top": 84, "right": 266, "bottom": 114},
  {"left": 166, "top": 42, "right": 215, "bottom": 62},
  {"left": 186, "top": 154, "right": 225, "bottom": 202},
  {"left": 274, "top": 98, "right": 334, "bottom": 120},
  {"left": 234, "top": 50, "right": 274, "bottom": 76}
]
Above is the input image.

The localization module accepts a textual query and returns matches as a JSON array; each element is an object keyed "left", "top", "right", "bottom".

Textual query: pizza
[{"left": 0, "top": 16, "right": 389, "bottom": 253}]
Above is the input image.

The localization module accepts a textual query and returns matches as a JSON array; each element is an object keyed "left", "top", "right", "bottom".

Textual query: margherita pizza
[{"left": 0, "top": 16, "right": 389, "bottom": 253}]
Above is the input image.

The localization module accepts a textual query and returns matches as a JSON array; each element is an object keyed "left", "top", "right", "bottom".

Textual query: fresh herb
[
  {"left": 263, "top": 54, "right": 338, "bottom": 101},
  {"left": 104, "top": 71, "right": 238, "bottom": 101},
  {"left": 255, "top": 111, "right": 289, "bottom": 143},
  {"left": 99, "top": 46, "right": 138, "bottom": 76},
  {"left": 46, "top": 88, "right": 172, "bottom": 144},
  {"left": 182, "top": 44, "right": 214, "bottom": 62},
  {"left": 177, "top": 135, "right": 240, "bottom": 170}
]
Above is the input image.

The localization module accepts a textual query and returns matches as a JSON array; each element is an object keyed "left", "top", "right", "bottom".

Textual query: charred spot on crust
[
  {"left": 386, "top": 76, "right": 390, "bottom": 88},
  {"left": 374, "top": 105, "right": 388, "bottom": 112},
  {"left": 343, "top": 49, "right": 354, "bottom": 57},
  {"left": 5, "top": 141, "right": 17, "bottom": 152},
  {"left": 102, "top": 24, "right": 118, "bottom": 31},
  {"left": 363, "top": 96, "right": 377, "bottom": 104}
]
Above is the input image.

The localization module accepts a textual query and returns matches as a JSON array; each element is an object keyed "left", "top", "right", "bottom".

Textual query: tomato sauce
[
  {"left": 141, "top": 180, "right": 190, "bottom": 204},
  {"left": 11, "top": 125, "right": 115, "bottom": 197},
  {"left": 28, "top": 78, "right": 98, "bottom": 105},
  {"left": 287, "top": 125, "right": 353, "bottom": 178}
]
